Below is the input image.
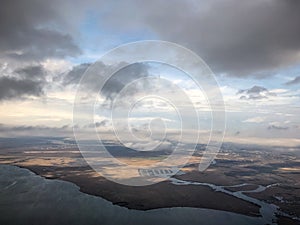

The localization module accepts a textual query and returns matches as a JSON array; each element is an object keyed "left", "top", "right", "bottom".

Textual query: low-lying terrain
[{"left": 0, "top": 137, "right": 299, "bottom": 224}]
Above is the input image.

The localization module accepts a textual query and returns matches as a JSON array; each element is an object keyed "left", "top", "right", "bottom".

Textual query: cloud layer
[
  {"left": 0, "top": 76, "right": 44, "bottom": 101},
  {"left": 0, "top": 0, "right": 81, "bottom": 61},
  {"left": 286, "top": 76, "right": 300, "bottom": 85},
  {"left": 98, "top": 0, "right": 300, "bottom": 76}
]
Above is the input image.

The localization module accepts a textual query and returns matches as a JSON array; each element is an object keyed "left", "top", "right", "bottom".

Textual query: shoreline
[{"left": 9, "top": 163, "right": 261, "bottom": 217}]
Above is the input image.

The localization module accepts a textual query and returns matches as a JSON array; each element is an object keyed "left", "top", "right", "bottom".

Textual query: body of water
[{"left": 0, "top": 164, "right": 285, "bottom": 225}]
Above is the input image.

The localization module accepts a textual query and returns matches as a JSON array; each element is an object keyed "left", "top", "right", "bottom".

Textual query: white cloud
[
  {"left": 243, "top": 116, "right": 265, "bottom": 123},
  {"left": 41, "top": 59, "right": 73, "bottom": 74}
]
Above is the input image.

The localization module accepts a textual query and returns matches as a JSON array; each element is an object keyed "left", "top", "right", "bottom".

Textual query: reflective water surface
[{"left": 0, "top": 165, "right": 267, "bottom": 225}]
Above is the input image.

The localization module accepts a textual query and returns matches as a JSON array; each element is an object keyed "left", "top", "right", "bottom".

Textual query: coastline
[{"left": 11, "top": 163, "right": 260, "bottom": 216}]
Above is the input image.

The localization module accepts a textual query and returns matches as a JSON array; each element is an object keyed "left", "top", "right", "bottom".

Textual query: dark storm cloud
[
  {"left": 100, "top": 0, "right": 300, "bottom": 76},
  {"left": 0, "top": 0, "right": 81, "bottom": 61},
  {"left": 0, "top": 64, "right": 49, "bottom": 101},
  {"left": 237, "top": 85, "right": 275, "bottom": 100},
  {"left": 234, "top": 131, "right": 240, "bottom": 136},
  {"left": 95, "top": 120, "right": 109, "bottom": 127},
  {"left": 0, "top": 76, "right": 44, "bottom": 101},
  {"left": 101, "top": 63, "right": 149, "bottom": 101},
  {"left": 2, "top": 0, "right": 299, "bottom": 76},
  {"left": 238, "top": 86, "right": 268, "bottom": 95},
  {"left": 63, "top": 62, "right": 150, "bottom": 100},
  {"left": 15, "top": 65, "right": 46, "bottom": 80},
  {"left": 62, "top": 63, "right": 91, "bottom": 85},
  {"left": 285, "top": 76, "right": 300, "bottom": 85},
  {"left": 268, "top": 125, "right": 289, "bottom": 130},
  {"left": 85, "top": 120, "right": 110, "bottom": 128}
]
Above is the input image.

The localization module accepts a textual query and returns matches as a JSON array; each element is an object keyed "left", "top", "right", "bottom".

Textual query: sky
[{"left": 0, "top": 0, "right": 300, "bottom": 147}]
